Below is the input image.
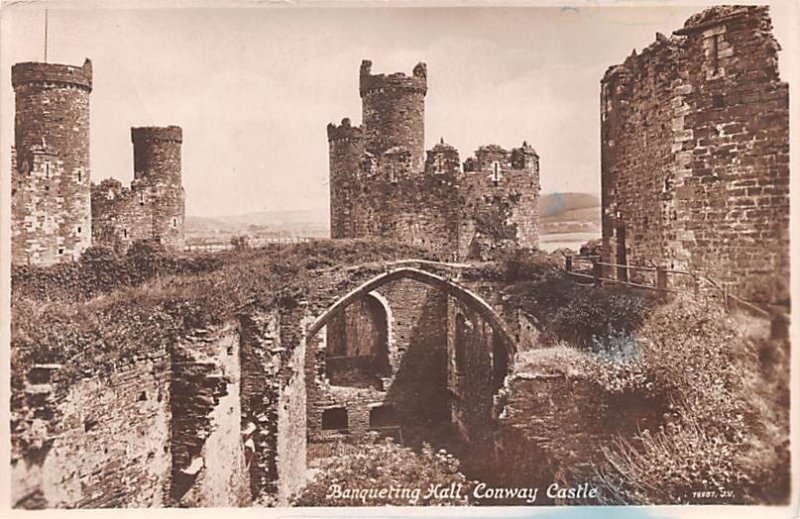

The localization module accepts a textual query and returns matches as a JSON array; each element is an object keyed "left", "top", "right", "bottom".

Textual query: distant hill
[
  {"left": 540, "top": 193, "right": 600, "bottom": 235},
  {"left": 540, "top": 192, "right": 600, "bottom": 218},
  {"left": 186, "top": 194, "right": 600, "bottom": 240},
  {"left": 186, "top": 209, "right": 328, "bottom": 239}
]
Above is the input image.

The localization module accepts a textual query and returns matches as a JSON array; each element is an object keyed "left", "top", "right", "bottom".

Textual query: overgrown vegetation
[
  {"left": 11, "top": 239, "right": 432, "bottom": 392},
  {"left": 502, "top": 252, "right": 789, "bottom": 505},
  {"left": 504, "top": 255, "right": 662, "bottom": 350},
  {"left": 293, "top": 435, "right": 471, "bottom": 506},
  {"left": 592, "top": 297, "right": 790, "bottom": 505}
]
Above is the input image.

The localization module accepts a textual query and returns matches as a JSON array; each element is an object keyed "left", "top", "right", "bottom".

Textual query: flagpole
[{"left": 44, "top": 9, "right": 48, "bottom": 62}]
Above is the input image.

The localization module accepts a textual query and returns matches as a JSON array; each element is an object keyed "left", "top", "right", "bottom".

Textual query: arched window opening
[{"left": 325, "top": 293, "right": 390, "bottom": 389}]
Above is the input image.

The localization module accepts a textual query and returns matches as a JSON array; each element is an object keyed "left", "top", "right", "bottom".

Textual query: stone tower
[
  {"left": 11, "top": 59, "right": 93, "bottom": 266},
  {"left": 131, "top": 126, "right": 185, "bottom": 248},
  {"left": 360, "top": 60, "right": 427, "bottom": 172},
  {"left": 600, "top": 5, "right": 789, "bottom": 303},
  {"left": 327, "top": 118, "right": 363, "bottom": 239}
]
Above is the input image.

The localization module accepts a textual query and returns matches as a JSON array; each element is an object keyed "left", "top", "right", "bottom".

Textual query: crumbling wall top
[
  {"left": 676, "top": 5, "right": 760, "bottom": 34},
  {"left": 359, "top": 59, "right": 427, "bottom": 96},
  {"left": 327, "top": 118, "right": 363, "bottom": 142},
  {"left": 131, "top": 126, "right": 183, "bottom": 143}
]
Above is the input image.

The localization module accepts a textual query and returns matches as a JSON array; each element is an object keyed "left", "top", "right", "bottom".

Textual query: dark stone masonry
[
  {"left": 601, "top": 6, "right": 789, "bottom": 304},
  {"left": 92, "top": 126, "right": 186, "bottom": 252},
  {"left": 329, "top": 60, "right": 541, "bottom": 261},
  {"left": 11, "top": 59, "right": 185, "bottom": 265},
  {"left": 11, "top": 60, "right": 93, "bottom": 266}
]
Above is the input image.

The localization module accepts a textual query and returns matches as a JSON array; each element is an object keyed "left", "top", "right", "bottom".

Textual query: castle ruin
[
  {"left": 601, "top": 6, "right": 789, "bottom": 304},
  {"left": 329, "top": 60, "right": 541, "bottom": 261},
  {"left": 11, "top": 59, "right": 185, "bottom": 265}
]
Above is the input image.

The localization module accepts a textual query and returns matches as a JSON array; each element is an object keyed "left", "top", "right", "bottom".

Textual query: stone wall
[
  {"left": 11, "top": 352, "right": 172, "bottom": 508},
  {"left": 12, "top": 314, "right": 311, "bottom": 509},
  {"left": 305, "top": 273, "right": 516, "bottom": 459},
  {"left": 239, "top": 310, "right": 308, "bottom": 505},
  {"left": 11, "top": 60, "right": 93, "bottom": 266},
  {"left": 461, "top": 143, "right": 541, "bottom": 259},
  {"left": 169, "top": 325, "right": 250, "bottom": 507},
  {"left": 601, "top": 6, "right": 789, "bottom": 303}
]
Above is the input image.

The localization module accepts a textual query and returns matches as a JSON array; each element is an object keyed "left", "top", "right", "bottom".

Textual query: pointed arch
[{"left": 307, "top": 267, "right": 515, "bottom": 357}]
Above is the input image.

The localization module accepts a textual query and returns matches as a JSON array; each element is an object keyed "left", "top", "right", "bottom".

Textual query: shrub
[
  {"left": 293, "top": 435, "right": 471, "bottom": 506},
  {"left": 592, "top": 296, "right": 790, "bottom": 504},
  {"left": 508, "top": 275, "right": 660, "bottom": 351}
]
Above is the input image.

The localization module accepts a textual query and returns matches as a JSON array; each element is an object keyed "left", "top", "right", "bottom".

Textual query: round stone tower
[
  {"left": 131, "top": 126, "right": 185, "bottom": 249},
  {"left": 360, "top": 60, "right": 427, "bottom": 172},
  {"left": 11, "top": 59, "right": 93, "bottom": 265},
  {"left": 327, "top": 118, "right": 364, "bottom": 239}
]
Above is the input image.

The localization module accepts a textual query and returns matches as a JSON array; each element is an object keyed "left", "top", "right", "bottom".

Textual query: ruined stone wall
[
  {"left": 11, "top": 60, "right": 93, "bottom": 266},
  {"left": 169, "top": 325, "right": 250, "bottom": 507},
  {"left": 11, "top": 315, "right": 313, "bottom": 509},
  {"left": 363, "top": 153, "right": 461, "bottom": 261},
  {"left": 601, "top": 6, "right": 789, "bottom": 303},
  {"left": 92, "top": 126, "right": 185, "bottom": 253},
  {"left": 305, "top": 279, "right": 450, "bottom": 450},
  {"left": 11, "top": 352, "right": 172, "bottom": 508},
  {"left": 91, "top": 179, "right": 154, "bottom": 252},
  {"left": 360, "top": 60, "right": 427, "bottom": 171},
  {"left": 239, "top": 309, "right": 308, "bottom": 505}
]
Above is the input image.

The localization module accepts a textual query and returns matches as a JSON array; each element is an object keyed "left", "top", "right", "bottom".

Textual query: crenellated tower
[
  {"left": 360, "top": 60, "right": 427, "bottom": 172},
  {"left": 328, "top": 60, "right": 541, "bottom": 261},
  {"left": 92, "top": 126, "right": 185, "bottom": 252},
  {"left": 130, "top": 126, "right": 185, "bottom": 249},
  {"left": 11, "top": 59, "right": 93, "bottom": 265},
  {"left": 327, "top": 118, "right": 364, "bottom": 239}
]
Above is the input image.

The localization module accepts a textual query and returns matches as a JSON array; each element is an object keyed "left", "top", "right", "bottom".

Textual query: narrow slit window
[
  {"left": 491, "top": 161, "right": 501, "bottom": 185},
  {"left": 711, "top": 34, "right": 720, "bottom": 74}
]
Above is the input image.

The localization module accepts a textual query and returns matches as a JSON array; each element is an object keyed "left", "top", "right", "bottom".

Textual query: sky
[{"left": 0, "top": 2, "right": 793, "bottom": 222}]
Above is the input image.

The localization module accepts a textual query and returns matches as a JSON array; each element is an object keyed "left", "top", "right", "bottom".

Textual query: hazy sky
[{"left": 1, "top": 3, "right": 792, "bottom": 220}]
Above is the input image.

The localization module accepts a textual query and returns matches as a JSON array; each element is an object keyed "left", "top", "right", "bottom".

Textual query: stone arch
[{"left": 306, "top": 266, "right": 515, "bottom": 357}]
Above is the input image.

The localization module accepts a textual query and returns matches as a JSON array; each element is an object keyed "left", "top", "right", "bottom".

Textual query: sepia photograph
[{"left": 0, "top": 0, "right": 795, "bottom": 515}]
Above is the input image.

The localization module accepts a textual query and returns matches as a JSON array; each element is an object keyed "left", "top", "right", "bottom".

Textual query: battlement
[
  {"left": 327, "top": 118, "right": 363, "bottom": 142},
  {"left": 464, "top": 142, "right": 538, "bottom": 173},
  {"left": 12, "top": 59, "right": 93, "bottom": 91},
  {"left": 424, "top": 138, "right": 460, "bottom": 175},
  {"left": 359, "top": 59, "right": 427, "bottom": 96},
  {"left": 131, "top": 125, "right": 183, "bottom": 143}
]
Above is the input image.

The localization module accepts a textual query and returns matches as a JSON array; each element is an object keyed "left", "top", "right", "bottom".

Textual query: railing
[
  {"left": 564, "top": 254, "right": 783, "bottom": 325},
  {"left": 565, "top": 254, "right": 694, "bottom": 293}
]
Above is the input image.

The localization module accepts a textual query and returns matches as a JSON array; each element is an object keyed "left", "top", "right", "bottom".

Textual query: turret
[
  {"left": 130, "top": 125, "right": 185, "bottom": 248},
  {"left": 327, "top": 118, "right": 364, "bottom": 238},
  {"left": 425, "top": 138, "right": 460, "bottom": 176},
  {"left": 360, "top": 59, "right": 427, "bottom": 172},
  {"left": 11, "top": 59, "right": 93, "bottom": 265}
]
